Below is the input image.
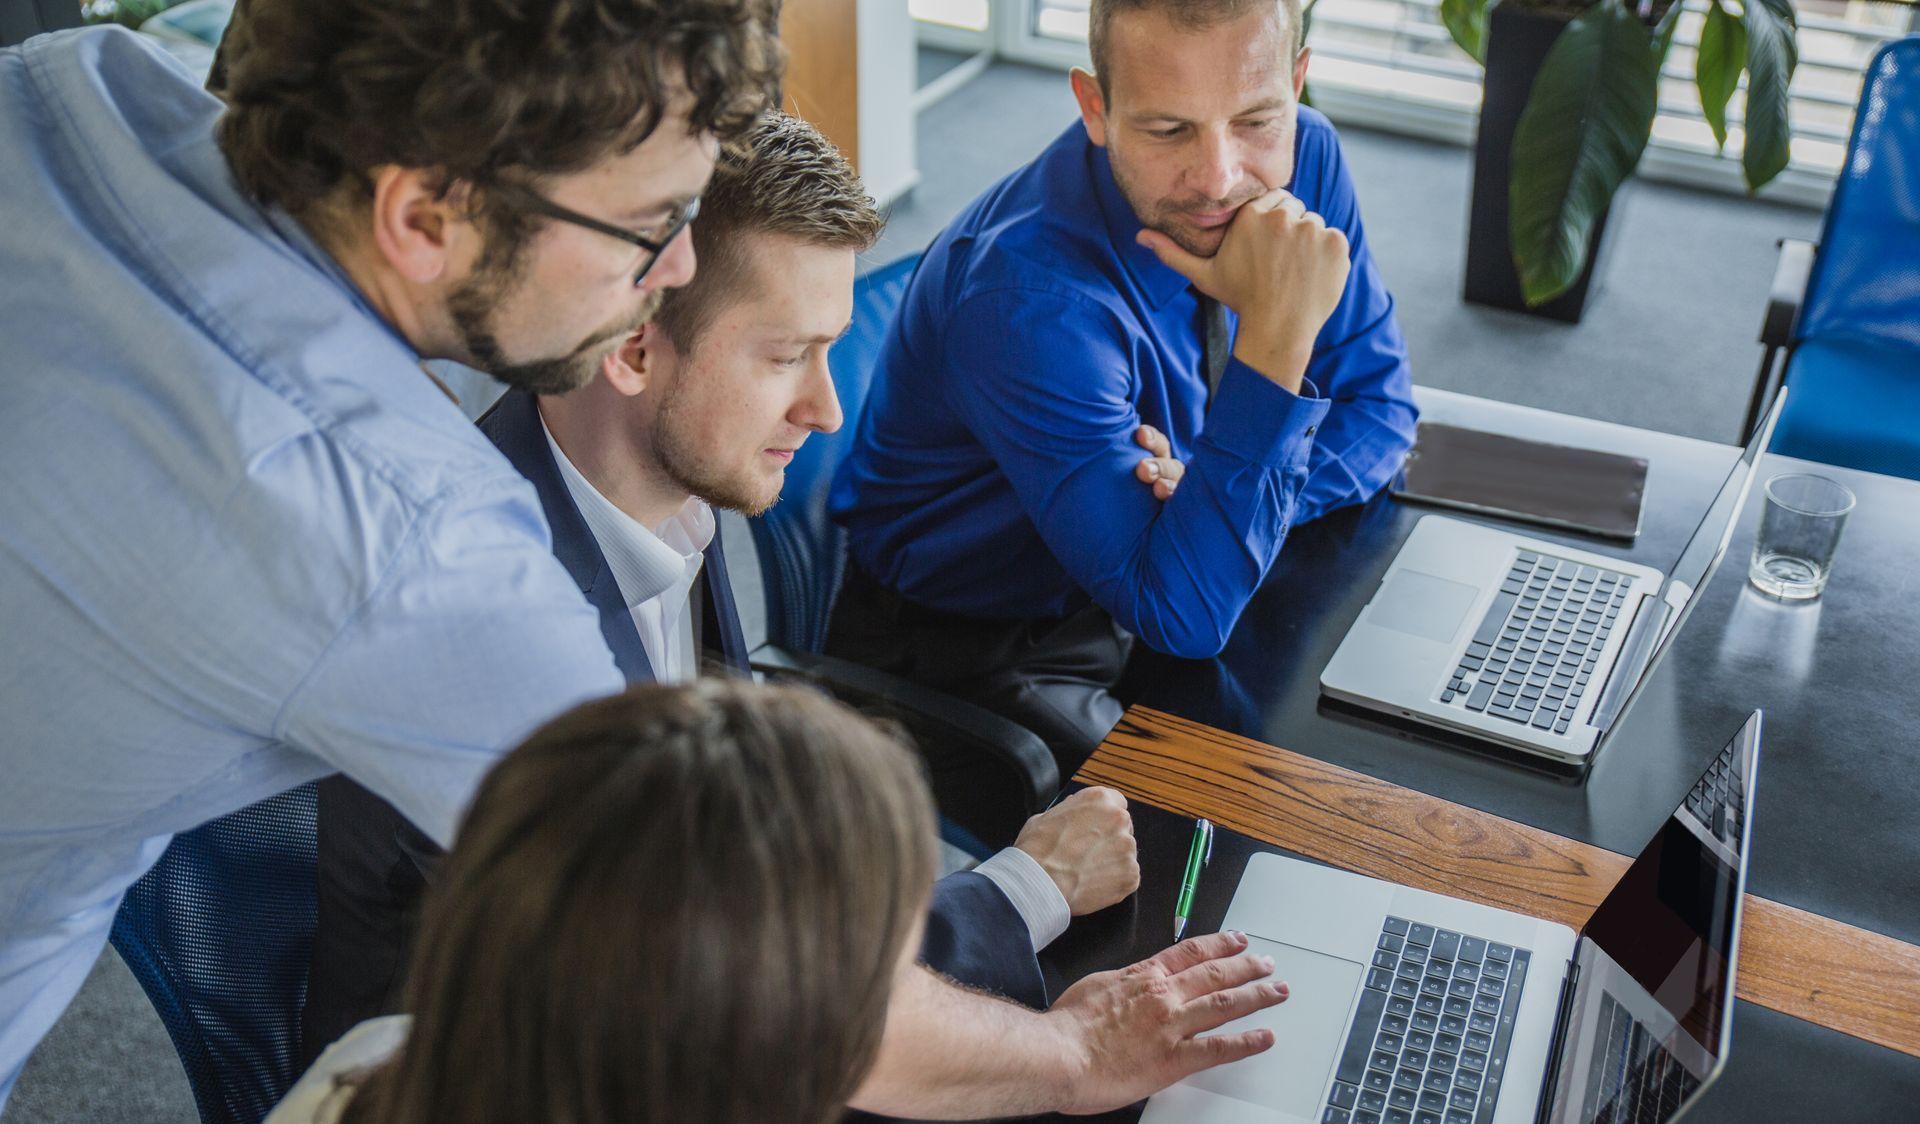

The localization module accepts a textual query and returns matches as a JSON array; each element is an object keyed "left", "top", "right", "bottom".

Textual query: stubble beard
[
  {"left": 448, "top": 240, "right": 664, "bottom": 397},
  {"left": 648, "top": 377, "right": 783, "bottom": 518}
]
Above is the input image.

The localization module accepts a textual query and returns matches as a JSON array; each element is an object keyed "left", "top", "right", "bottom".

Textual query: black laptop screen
[{"left": 1542, "top": 714, "right": 1760, "bottom": 1124}]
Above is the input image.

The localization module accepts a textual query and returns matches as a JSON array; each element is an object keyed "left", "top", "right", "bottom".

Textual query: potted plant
[{"left": 1451, "top": 0, "right": 1800, "bottom": 319}]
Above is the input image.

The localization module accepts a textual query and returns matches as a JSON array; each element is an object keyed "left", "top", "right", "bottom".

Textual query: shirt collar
[
  {"left": 1087, "top": 135, "right": 1195, "bottom": 311},
  {"left": 539, "top": 419, "right": 714, "bottom": 611},
  {"left": 262, "top": 206, "right": 421, "bottom": 361}
]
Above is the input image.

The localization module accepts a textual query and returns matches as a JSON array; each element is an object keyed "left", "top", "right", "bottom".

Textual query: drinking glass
[{"left": 1748, "top": 473, "right": 1855, "bottom": 601}]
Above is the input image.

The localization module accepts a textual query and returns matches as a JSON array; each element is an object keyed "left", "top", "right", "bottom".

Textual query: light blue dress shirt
[{"left": 0, "top": 29, "right": 624, "bottom": 1098}]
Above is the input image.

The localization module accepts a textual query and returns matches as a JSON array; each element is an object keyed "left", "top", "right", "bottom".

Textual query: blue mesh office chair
[
  {"left": 110, "top": 783, "right": 318, "bottom": 1124},
  {"left": 1746, "top": 37, "right": 1920, "bottom": 479},
  {"left": 747, "top": 254, "right": 1058, "bottom": 851}
]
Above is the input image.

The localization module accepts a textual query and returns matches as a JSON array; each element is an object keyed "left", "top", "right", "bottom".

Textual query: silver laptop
[
  {"left": 1320, "top": 392, "right": 1785, "bottom": 765},
  {"left": 1142, "top": 710, "right": 1763, "bottom": 1124}
]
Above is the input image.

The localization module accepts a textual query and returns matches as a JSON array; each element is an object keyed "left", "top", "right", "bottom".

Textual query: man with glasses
[
  {"left": 299, "top": 113, "right": 1144, "bottom": 1068},
  {"left": 0, "top": 1, "right": 1283, "bottom": 1113}
]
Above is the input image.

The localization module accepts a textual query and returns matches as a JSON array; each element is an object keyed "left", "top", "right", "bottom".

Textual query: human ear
[
  {"left": 599, "top": 324, "right": 656, "bottom": 398},
  {"left": 1069, "top": 67, "right": 1110, "bottom": 148},
  {"left": 366, "top": 167, "right": 468, "bottom": 285}
]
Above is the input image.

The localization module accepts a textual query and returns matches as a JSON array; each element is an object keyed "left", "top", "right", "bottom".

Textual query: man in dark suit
[{"left": 301, "top": 113, "right": 1143, "bottom": 1067}]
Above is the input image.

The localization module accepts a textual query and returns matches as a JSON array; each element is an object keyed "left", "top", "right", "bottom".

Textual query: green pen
[{"left": 1172, "top": 817, "right": 1214, "bottom": 940}]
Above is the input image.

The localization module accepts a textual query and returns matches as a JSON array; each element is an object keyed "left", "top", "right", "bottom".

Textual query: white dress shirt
[
  {"left": 543, "top": 421, "right": 714, "bottom": 683},
  {"left": 538, "top": 421, "right": 1070, "bottom": 948}
]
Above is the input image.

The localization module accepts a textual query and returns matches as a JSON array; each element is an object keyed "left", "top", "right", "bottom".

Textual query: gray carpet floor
[{"left": 3, "top": 56, "right": 1824, "bottom": 1124}]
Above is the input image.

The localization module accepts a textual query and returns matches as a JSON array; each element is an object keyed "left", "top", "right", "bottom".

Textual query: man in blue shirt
[
  {"left": 0, "top": 5, "right": 1284, "bottom": 1115},
  {"left": 830, "top": 0, "right": 1417, "bottom": 769}
]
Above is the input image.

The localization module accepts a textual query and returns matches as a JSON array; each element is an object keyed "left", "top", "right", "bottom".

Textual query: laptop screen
[{"left": 1542, "top": 712, "right": 1762, "bottom": 1123}]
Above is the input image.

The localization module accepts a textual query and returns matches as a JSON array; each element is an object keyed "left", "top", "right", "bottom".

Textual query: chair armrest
[
  {"left": 750, "top": 645, "right": 1061, "bottom": 848},
  {"left": 1761, "top": 238, "right": 1815, "bottom": 347}
]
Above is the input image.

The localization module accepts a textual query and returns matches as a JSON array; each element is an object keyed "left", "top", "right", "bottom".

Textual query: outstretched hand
[{"left": 1046, "top": 930, "right": 1290, "bottom": 1114}]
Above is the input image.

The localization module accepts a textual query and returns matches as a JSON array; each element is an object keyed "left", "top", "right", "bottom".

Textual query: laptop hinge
[
  {"left": 1587, "top": 595, "right": 1664, "bottom": 732},
  {"left": 1533, "top": 958, "right": 1582, "bottom": 1124}
]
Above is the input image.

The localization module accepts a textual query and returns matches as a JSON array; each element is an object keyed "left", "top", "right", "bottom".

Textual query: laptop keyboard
[
  {"left": 1320, "top": 917, "right": 1532, "bottom": 1124},
  {"left": 1442, "top": 552, "right": 1633, "bottom": 735},
  {"left": 1683, "top": 736, "right": 1746, "bottom": 846},
  {"left": 1580, "top": 992, "right": 1701, "bottom": 1124}
]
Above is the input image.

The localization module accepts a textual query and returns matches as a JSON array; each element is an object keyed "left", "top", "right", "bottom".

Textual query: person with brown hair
[
  {"left": 0, "top": 0, "right": 772, "bottom": 1102},
  {"left": 0, "top": 0, "right": 1286, "bottom": 1109},
  {"left": 270, "top": 680, "right": 943, "bottom": 1124},
  {"left": 302, "top": 110, "right": 1144, "bottom": 1066}
]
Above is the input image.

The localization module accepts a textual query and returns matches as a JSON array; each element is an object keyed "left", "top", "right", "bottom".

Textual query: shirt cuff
[
  {"left": 973, "top": 846, "right": 1072, "bottom": 951},
  {"left": 1201, "top": 359, "right": 1331, "bottom": 470}
]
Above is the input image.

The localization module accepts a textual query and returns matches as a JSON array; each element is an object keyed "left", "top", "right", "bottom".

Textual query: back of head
[
  {"left": 344, "top": 680, "right": 938, "bottom": 1124},
  {"left": 216, "top": 0, "right": 783, "bottom": 226}
]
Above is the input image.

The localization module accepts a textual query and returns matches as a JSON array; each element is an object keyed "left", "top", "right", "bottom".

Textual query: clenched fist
[
  {"left": 1136, "top": 187, "right": 1350, "bottom": 394},
  {"left": 1015, "top": 786, "right": 1141, "bottom": 915}
]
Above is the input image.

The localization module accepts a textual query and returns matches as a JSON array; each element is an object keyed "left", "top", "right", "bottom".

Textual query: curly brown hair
[
  {"left": 216, "top": 0, "right": 783, "bottom": 225},
  {"left": 653, "top": 110, "right": 884, "bottom": 350}
]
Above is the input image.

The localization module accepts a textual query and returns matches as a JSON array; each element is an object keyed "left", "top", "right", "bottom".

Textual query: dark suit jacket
[{"left": 300, "top": 390, "right": 1043, "bottom": 1068}]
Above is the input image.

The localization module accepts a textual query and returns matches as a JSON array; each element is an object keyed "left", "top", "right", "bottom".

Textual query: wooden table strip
[{"left": 1078, "top": 706, "right": 1920, "bottom": 1060}]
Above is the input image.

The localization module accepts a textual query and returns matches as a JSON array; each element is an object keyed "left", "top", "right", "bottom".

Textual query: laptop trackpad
[
  {"left": 1182, "top": 936, "right": 1366, "bottom": 1116},
  {"left": 1368, "top": 570, "right": 1480, "bottom": 645}
]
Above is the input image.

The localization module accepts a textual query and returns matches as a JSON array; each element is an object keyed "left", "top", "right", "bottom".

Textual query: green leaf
[
  {"left": 1508, "top": 0, "right": 1665, "bottom": 306},
  {"left": 1696, "top": 0, "right": 1746, "bottom": 150},
  {"left": 1440, "top": 0, "right": 1494, "bottom": 65},
  {"left": 1742, "top": 0, "right": 1799, "bottom": 191}
]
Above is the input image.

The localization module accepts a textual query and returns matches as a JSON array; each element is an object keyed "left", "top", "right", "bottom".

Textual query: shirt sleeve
[
  {"left": 1290, "top": 119, "right": 1419, "bottom": 524},
  {"left": 276, "top": 477, "right": 625, "bottom": 848},
  {"left": 973, "top": 845, "right": 1072, "bottom": 950},
  {"left": 946, "top": 287, "right": 1328, "bottom": 659}
]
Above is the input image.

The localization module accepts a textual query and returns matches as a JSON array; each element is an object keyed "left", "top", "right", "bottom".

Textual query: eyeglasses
[{"left": 488, "top": 181, "right": 701, "bottom": 287}]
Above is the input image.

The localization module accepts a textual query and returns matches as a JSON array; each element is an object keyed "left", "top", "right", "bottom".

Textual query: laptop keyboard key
[
  {"left": 1408, "top": 923, "right": 1436, "bottom": 947},
  {"left": 1322, "top": 1108, "right": 1351, "bottom": 1124},
  {"left": 1365, "top": 1069, "right": 1393, "bottom": 1092},
  {"left": 1330, "top": 1082, "right": 1359, "bottom": 1109}
]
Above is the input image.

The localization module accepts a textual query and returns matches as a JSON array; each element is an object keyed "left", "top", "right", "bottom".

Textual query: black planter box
[{"left": 1465, "top": 1, "right": 1616, "bottom": 323}]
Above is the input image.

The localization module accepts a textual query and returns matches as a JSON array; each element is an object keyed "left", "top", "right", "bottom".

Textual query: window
[{"left": 978, "top": 0, "right": 1919, "bottom": 201}]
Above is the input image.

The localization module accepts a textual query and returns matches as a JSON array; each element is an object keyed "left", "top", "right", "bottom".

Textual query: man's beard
[
  {"left": 447, "top": 240, "right": 662, "bottom": 396},
  {"left": 648, "top": 379, "right": 782, "bottom": 518},
  {"left": 1109, "top": 154, "right": 1262, "bottom": 259}
]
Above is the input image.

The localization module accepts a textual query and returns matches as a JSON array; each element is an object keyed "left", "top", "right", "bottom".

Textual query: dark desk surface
[{"left": 1039, "top": 388, "right": 1920, "bottom": 1122}]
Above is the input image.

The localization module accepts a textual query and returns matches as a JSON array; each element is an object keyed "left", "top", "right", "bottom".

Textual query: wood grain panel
[
  {"left": 780, "top": 0, "right": 860, "bottom": 170},
  {"left": 1077, "top": 706, "right": 1920, "bottom": 1060}
]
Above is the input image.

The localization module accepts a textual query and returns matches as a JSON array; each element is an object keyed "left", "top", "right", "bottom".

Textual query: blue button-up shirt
[
  {"left": 831, "top": 112, "right": 1416, "bottom": 659},
  {"left": 0, "top": 30, "right": 623, "bottom": 1096}
]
